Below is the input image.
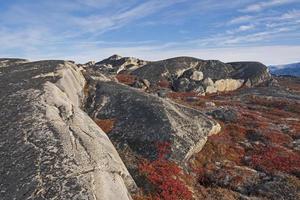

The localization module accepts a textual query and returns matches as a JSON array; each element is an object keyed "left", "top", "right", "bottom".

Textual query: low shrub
[
  {"left": 167, "top": 92, "right": 199, "bottom": 100},
  {"left": 116, "top": 74, "right": 137, "bottom": 85},
  {"left": 250, "top": 146, "right": 300, "bottom": 174},
  {"left": 138, "top": 142, "right": 192, "bottom": 200},
  {"left": 157, "top": 79, "right": 171, "bottom": 88},
  {"left": 94, "top": 118, "right": 116, "bottom": 133},
  {"left": 264, "top": 131, "right": 293, "bottom": 145}
]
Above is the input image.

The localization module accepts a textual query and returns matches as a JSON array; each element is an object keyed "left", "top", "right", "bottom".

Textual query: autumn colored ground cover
[
  {"left": 157, "top": 79, "right": 171, "bottom": 88},
  {"left": 134, "top": 77, "right": 300, "bottom": 199},
  {"left": 249, "top": 145, "right": 300, "bottom": 174},
  {"left": 94, "top": 118, "right": 116, "bottom": 133},
  {"left": 276, "top": 76, "right": 300, "bottom": 93},
  {"left": 116, "top": 74, "right": 137, "bottom": 85},
  {"left": 166, "top": 92, "right": 200, "bottom": 100},
  {"left": 186, "top": 86, "right": 300, "bottom": 198},
  {"left": 134, "top": 143, "right": 192, "bottom": 200}
]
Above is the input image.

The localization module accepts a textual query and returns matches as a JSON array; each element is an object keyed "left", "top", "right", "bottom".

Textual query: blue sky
[{"left": 0, "top": 0, "right": 300, "bottom": 64}]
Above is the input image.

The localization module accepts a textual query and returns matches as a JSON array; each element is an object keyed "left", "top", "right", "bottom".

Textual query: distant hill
[{"left": 269, "top": 62, "right": 300, "bottom": 77}]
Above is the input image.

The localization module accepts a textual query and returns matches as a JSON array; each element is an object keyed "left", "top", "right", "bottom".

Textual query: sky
[{"left": 0, "top": 0, "right": 300, "bottom": 65}]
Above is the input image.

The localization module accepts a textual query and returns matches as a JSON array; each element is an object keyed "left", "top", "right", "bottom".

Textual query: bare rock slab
[{"left": 0, "top": 59, "right": 135, "bottom": 200}]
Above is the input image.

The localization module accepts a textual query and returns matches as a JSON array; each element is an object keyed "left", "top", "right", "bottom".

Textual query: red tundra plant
[
  {"left": 138, "top": 142, "right": 193, "bottom": 200},
  {"left": 94, "top": 118, "right": 116, "bottom": 133},
  {"left": 116, "top": 74, "right": 137, "bottom": 85},
  {"left": 264, "top": 130, "right": 293, "bottom": 146},
  {"left": 157, "top": 79, "right": 171, "bottom": 88},
  {"left": 167, "top": 92, "right": 199, "bottom": 100},
  {"left": 250, "top": 146, "right": 300, "bottom": 174}
]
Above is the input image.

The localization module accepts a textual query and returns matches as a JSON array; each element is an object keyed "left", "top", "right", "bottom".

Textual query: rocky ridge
[
  {"left": 0, "top": 59, "right": 135, "bottom": 200},
  {"left": 93, "top": 56, "right": 272, "bottom": 95},
  {"left": 1, "top": 55, "right": 299, "bottom": 200}
]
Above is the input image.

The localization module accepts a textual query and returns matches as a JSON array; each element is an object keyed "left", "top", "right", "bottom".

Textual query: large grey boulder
[
  {"left": 85, "top": 80, "right": 221, "bottom": 165},
  {"left": 228, "top": 61, "right": 272, "bottom": 86},
  {"left": 173, "top": 78, "right": 191, "bottom": 92},
  {"left": 131, "top": 57, "right": 201, "bottom": 83},
  {"left": 0, "top": 59, "right": 135, "bottom": 200},
  {"left": 208, "top": 108, "right": 238, "bottom": 123}
]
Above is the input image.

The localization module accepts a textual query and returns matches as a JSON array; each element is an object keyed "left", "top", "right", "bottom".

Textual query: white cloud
[
  {"left": 281, "top": 9, "right": 300, "bottom": 19},
  {"left": 226, "top": 24, "right": 255, "bottom": 34},
  {"left": 67, "top": 0, "right": 185, "bottom": 34},
  {"left": 228, "top": 15, "right": 254, "bottom": 25},
  {"left": 0, "top": 0, "right": 299, "bottom": 66},
  {"left": 241, "top": 0, "right": 297, "bottom": 12},
  {"left": 239, "top": 25, "right": 255, "bottom": 31}
]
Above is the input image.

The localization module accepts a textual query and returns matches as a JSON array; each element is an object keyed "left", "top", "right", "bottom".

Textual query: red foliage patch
[
  {"left": 157, "top": 79, "right": 171, "bottom": 88},
  {"left": 138, "top": 142, "right": 192, "bottom": 200},
  {"left": 116, "top": 74, "right": 137, "bottom": 85},
  {"left": 264, "top": 130, "right": 293, "bottom": 146},
  {"left": 250, "top": 146, "right": 300, "bottom": 174},
  {"left": 289, "top": 121, "right": 300, "bottom": 139},
  {"left": 248, "top": 95, "right": 300, "bottom": 115},
  {"left": 167, "top": 92, "right": 199, "bottom": 100},
  {"left": 94, "top": 118, "right": 116, "bottom": 133},
  {"left": 276, "top": 77, "right": 300, "bottom": 92}
]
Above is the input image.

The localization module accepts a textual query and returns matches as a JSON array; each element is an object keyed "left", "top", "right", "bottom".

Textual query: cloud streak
[
  {"left": 0, "top": 0, "right": 299, "bottom": 65},
  {"left": 240, "top": 0, "right": 298, "bottom": 12}
]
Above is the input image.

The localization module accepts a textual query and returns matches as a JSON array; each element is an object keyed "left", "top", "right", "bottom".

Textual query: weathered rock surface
[
  {"left": 0, "top": 59, "right": 135, "bottom": 200},
  {"left": 128, "top": 57, "right": 271, "bottom": 95},
  {"left": 131, "top": 58, "right": 270, "bottom": 84},
  {"left": 190, "top": 70, "right": 204, "bottom": 81},
  {"left": 213, "top": 79, "right": 244, "bottom": 93},
  {"left": 228, "top": 61, "right": 271, "bottom": 86},
  {"left": 94, "top": 55, "right": 148, "bottom": 75},
  {"left": 131, "top": 57, "right": 201, "bottom": 83},
  {"left": 208, "top": 108, "right": 238, "bottom": 123},
  {"left": 84, "top": 80, "right": 221, "bottom": 164}
]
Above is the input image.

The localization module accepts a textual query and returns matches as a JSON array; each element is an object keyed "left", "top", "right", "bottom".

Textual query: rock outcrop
[
  {"left": 84, "top": 80, "right": 221, "bottom": 164},
  {"left": 93, "top": 55, "right": 148, "bottom": 75},
  {"left": 111, "top": 56, "right": 272, "bottom": 94},
  {"left": 131, "top": 58, "right": 270, "bottom": 85},
  {"left": 131, "top": 57, "right": 201, "bottom": 83},
  {"left": 0, "top": 60, "right": 135, "bottom": 200},
  {"left": 228, "top": 61, "right": 271, "bottom": 86},
  {"left": 88, "top": 56, "right": 272, "bottom": 95},
  {"left": 211, "top": 78, "right": 244, "bottom": 93}
]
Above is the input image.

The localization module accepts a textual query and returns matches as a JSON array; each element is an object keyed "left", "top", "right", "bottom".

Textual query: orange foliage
[
  {"left": 116, "top": 74, "right": 137, "bottom": 85},
  {"left": 94, "top": 118, "right": 116, "bottom": 133}
]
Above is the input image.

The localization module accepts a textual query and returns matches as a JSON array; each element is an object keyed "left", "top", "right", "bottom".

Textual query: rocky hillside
[{"left": 1, "top": 56, "right": 299, "bottom": 200}]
